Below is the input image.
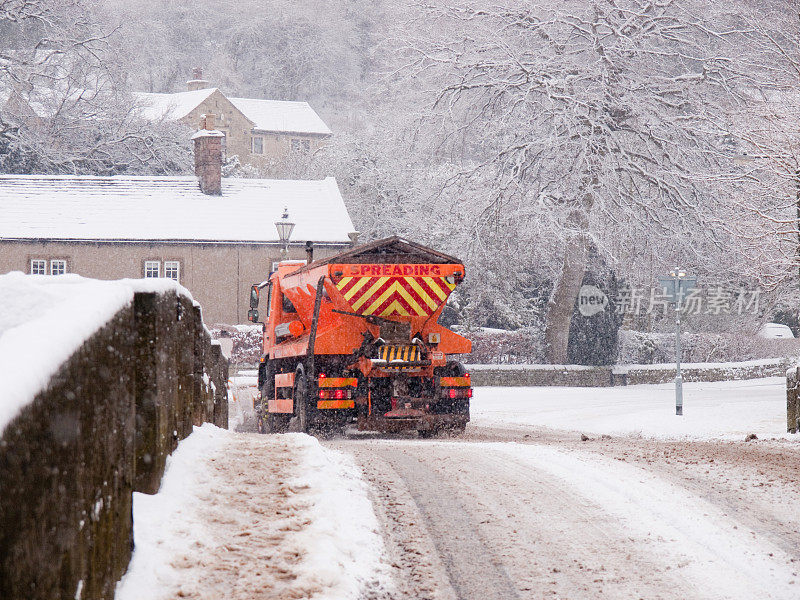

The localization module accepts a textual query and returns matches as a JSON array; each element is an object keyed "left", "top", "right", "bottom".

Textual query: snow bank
[
  {"left": 115, "top": 424, "right": 227, "bottom": 600},
  {"left": 471, "top": 377, "right": 792, "bottom": 440},
  {"left": 284, "top": 433, "right": 392, "bottom": 599},
  {"left": 0, "top": 272, "right": 194, "bottom": 435},
  {"left": 116, "top": 427, "right": 391, "bottom": 600}
]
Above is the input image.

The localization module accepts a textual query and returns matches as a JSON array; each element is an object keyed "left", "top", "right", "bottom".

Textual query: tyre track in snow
[
  {"left": 331, "top": 429, "right": 800, "bottom": 600},
  {"left": 465, "top": 424, "right": 800, "bottom": 561},
  {"left": 334, "top": 438, "right": 691, "bottom": 599},
  {"left": 370, "top": 445, "right": 521, "bottom": 600}
]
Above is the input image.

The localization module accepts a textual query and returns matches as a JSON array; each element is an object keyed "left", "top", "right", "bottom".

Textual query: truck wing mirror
[
  {"left": 249, "top": 285, "right": 260, "bottom": 309},
  {"left": 248, "top": 309, "right": 259, "bottom": 323}
]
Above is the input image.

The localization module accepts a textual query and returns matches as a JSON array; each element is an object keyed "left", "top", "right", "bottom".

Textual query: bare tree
[
  {"left": 0, "top": 0, "right": 191, "bottom": 174},
  {"left": 399, "top": 0, "right": 789, "bottom": 362}
]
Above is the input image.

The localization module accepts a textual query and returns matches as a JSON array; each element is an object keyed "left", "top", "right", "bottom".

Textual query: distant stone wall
[
  {"left": 466, "top": 358, "right": 793, "bottom": 387},
  {"left": 466, "top": 364, "right": 612, "bottom": 387},
  {"left": 616, "top": 358, "right": 794, "bottom": 386},
  {"left": 0, "top": 290, "right": 228, "bottom": 600},
  {"left": 787, "top": 368, "right": 799, "bottom": 433}
]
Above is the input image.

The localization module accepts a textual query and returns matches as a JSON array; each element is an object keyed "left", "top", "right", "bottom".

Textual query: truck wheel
[
  {"left": 294, "top": 368, "right": 311, "bottom": 433},
  {"left": 444, "top": 360, "right": 470, "bottom": 418},
  {"left": 258, "top": 362, "right": 275, "bottom": 435},
  {"left": 267, "top": 412, "right": 290, "bottom": 433},
  {"left": 256, "top": 403, "right": 267, "bottom": 434},
  {"left": 449, "top": 422, "right": 467, "bottom": 435}
]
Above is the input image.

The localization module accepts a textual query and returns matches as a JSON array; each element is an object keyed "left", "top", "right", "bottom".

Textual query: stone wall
[
  {"left": 616, "top": 359, "right": 794, "bottom": 386},
  {"left": 0, "top": 290, "right": 228, "bottom": 600},
  {"left": 466, "top": 364, "right": 612, "bottom": 387},
  {"left": 466, "top": 358, "right": 793, "bottom": 388},
  {"left": 788, "top": 367, "right": 799, "bottom": 434}
]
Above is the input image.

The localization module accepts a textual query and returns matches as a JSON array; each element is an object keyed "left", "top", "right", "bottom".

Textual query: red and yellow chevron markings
[{"left": 335, "top": 274, "right": 456, "bottom": 317}]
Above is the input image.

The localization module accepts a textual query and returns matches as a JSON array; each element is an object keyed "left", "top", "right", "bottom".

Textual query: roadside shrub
[
  {"left": 210, "top": 325, "right": 262, "bottom": 367},
  {"left": 463, "top": 327, "right": 545, "bottom": 364},
  {"left": 617, "top": 329, "right": 800, "bottom": 364}
]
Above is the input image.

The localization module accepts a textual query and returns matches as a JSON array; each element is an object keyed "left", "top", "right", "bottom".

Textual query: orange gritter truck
[{"left": 247, "top": 236, "right": 473, "bottom": 436}]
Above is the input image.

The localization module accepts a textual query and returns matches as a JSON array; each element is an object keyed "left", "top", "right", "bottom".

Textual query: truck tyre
[
  {"left": 431, "top": 361, "right": 469, "bottom": 437},
  {"left": 256, "top": 402, "right": 267, "bottom": 434},
  {"left": 258, "top": 361, "right": 275, "bottom": 434},
  {"left": 267, "top": 412, "right": 290, "bottom": 433},
  {"left": 294, "top": 367, "right": 311, "bottom": 433}
]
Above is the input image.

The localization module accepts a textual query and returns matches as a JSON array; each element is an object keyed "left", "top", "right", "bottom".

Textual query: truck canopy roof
[{"left": 287, "top": 236, "right": 462, "bottom": 277}]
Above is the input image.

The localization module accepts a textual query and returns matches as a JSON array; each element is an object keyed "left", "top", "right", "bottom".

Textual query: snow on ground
[
  {"left": 0, "top": 272, "right": 195, "bottom": 435},
  {"left": 471, "top": 377, "right": 791, "bottom": 440},
  {"left": 485, "top": 442, "right": 800, "bottom": 600},
  {"left": 116, "top": 425, "right": 392, "bottom": 600}
]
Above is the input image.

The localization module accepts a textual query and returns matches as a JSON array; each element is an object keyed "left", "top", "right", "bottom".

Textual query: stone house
[
  {"left": 0, "top": 115, "right": 356, "bottom": 325},
  {"left": 135, "top": 69, "right": 332, "bottom": 174}
]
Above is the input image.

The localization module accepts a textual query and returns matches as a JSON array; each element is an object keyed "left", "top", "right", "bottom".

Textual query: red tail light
[
  {"left": 449, "top": 389, "right": 457, "bottom": 399},
  {"left": 335, "top": 389, "right": 345, "bottom": 399},
  {"left": 468, "top": 389, "right": 473, "bottom": 398}
]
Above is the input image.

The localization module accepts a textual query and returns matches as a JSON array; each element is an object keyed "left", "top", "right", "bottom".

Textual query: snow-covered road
[
  {"left": 333, "top": 430, "right": 800, "bottom": 600},
  {"left": 118, "top": 379, "right": 800, "bottom": 599}
]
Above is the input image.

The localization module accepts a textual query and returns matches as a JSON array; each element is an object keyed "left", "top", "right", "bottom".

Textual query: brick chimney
[
  {"left": 187, "top": 67, "right": 211, "bottom": 92},
  {"left": 191, "top": 114, "right": 224, "bottom": 195}
]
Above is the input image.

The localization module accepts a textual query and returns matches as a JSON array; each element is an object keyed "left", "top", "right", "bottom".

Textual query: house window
[
  {"left": 50, "top": 260, "right": 67, "bottom": 275},
  {"left": 291, "top": 138, "right": 310, "bottom": 152},
  {"left": 164, "top": 261, "right": 180, "bottom": 282},
  {"left": 144, "top": 261, "right": 160, "bottom": 278},
  {"left": 252, "top": 136, "right": 264, "bottom": 155},
  {"left": 30, "top": 259, "right": 46, "bottom": 275}
]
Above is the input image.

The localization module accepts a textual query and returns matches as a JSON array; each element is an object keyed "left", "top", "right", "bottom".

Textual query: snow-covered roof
[
  {"left": 228, "top": 97, "right": 331, "bottom": 136},
  {"left": 132, "top": 89, "right": 331, "bottom": 136},
  {"left": 133, "top": 88, "right": 218, "bottom": 121},
  {"left": 0, "top": 175, "right": 354, "bottom": 243}
]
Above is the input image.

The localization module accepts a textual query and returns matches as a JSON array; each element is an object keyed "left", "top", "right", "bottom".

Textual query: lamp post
[
  {"left": 658, "top": 269, "right": 696, "bottom": 416},
  {"left": 275, "top": 207, "right": 295, "bottom": 261}
]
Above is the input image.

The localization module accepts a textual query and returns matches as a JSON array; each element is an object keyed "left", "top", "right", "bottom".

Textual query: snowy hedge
[
  {"left": 461, "top": 327, "right": 545, "bottom": 364},
  {"left": 210, "top": 324, "right": 263, "bottom": 367},
  {"left": 617, "top": 330, "right": 800, "bottom": 365}
]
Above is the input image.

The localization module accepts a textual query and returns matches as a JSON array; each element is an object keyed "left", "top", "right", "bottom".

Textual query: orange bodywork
[
  {"left": 317, "top": 400, "right": 356, "bottom": 410},
  {"left": 268, "top": 371, "right": 295, "bottom": 413},
  {"left": 318, "top": 377, "right": 358, "bottom": 388},
  {"left": 254, "top": 238, "right": 473, "bottom": 427},
  {"left": 262, "top": 261, "right": 471, "bottom": 366},
  {"left": 440, "top": 376, "right": 471, "bottom": 387}
]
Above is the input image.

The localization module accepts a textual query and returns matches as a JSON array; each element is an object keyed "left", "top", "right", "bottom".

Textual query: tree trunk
[{"left": 544, "top": 231, "right": 589, "bottom": 364}]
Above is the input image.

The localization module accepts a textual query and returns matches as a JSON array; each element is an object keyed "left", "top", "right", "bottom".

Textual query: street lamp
[
  {"left": 658, "top": 269, "right": 697, "bottom": 416},
  {"left": 275, "top": 207, "right": 295, "bottom": 260}
]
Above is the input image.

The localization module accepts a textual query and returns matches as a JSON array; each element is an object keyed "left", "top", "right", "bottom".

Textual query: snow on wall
[{"left": 0, "top": 272, "right": 195, "bottom": 435}]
